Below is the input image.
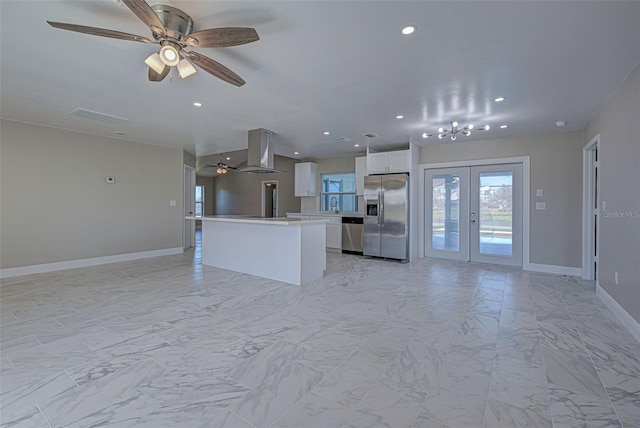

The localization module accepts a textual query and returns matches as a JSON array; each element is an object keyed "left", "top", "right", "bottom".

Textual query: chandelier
[{"left": 422, "top": 121, "right": 490, "bottom": 141}]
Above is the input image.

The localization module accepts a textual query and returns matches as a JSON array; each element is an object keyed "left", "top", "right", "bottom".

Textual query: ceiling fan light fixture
[
  {"left": 177, "top": 57, "right": 197, "bottom": 79},
  {"left": 159, "top": 44, "right": 180, "bottom": 66},
  {"left": 144, "top": 53, "right": 165, "bottom": 74}
]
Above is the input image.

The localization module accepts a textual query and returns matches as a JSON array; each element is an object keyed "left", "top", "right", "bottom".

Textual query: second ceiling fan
[{"left": 48, "top": 0, "right": 259, "bottom": 86}]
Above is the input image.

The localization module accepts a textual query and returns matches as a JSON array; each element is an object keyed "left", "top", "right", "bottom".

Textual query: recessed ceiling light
[
  {"left": 494, "top": 97, "right": 505, "bottom": 102},
  {"left": 226, "top": 157, "right": 231, "bottom": 160},
  {"left": 294, "top": 151, "right": 299, "bottom": 155},
  {"left": 396, "top": 115, "right": 404, "bottom": 119},
  {"left": 555, "top": 121, "right": 566, "bottom": 127},
  {"left": 354, "top": 144, "right": 360, "bottom": 147},
  {"left": 401, "top": 25, "right": 416, "bottom": 35},
  {"left": 500, "top": 125, "right": 508, "bottom": 129},
  {"left": 193, "top": 102, "right": 202, "bottom": 107},
  {"left": 323, "top": 131, "right": 330, "bottom": 135}
]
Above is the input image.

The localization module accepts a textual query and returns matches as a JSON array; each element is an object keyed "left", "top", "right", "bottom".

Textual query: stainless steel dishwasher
[{"left": 342, "top": 216, "right": 364, "bottom": 255}]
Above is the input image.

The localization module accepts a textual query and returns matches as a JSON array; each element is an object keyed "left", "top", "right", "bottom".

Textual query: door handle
[{"left": 377, "top": 191, "right": 382, "bottom": 225}]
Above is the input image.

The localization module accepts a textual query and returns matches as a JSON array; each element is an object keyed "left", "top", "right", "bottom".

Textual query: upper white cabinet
[
  {"left": 367, "top": 150, "right": 410, "bottom": 174},
  {"left": 355, "top": 156, "right": 367, "bottom": 195},
  {"left": 295, "top": 162, "right": 317, "bottom": 197},
  {"left": 367, "top": 153, "right": 387, "bottom": 175}
]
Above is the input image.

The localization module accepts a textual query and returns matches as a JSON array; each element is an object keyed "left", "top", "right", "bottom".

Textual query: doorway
[
  {"left": 582, "top": 135, "right": 599, "bottom": 281},
  {"left": 183, "top": 165, "right": 196, "bottom": 249},
  {"left": 424, "top": 163, "right": 523, "bottom": 266},
  {"left": 262, "top": 180, "right": 278, "bottom": 218}
]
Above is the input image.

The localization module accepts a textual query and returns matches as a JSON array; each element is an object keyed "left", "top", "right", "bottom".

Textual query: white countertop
[
  {"left": 286, "top": 212, "right": 363, "bottom": 218},
  {"left": 186, "top": 215, "right": 328, "bottom": 226}
]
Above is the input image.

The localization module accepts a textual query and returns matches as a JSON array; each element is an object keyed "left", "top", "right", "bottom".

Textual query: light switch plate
[
  {"left": 169, "top": 200, "right": 177, "bottom": 207},
  {"left": 536, "top": 189, "right": 543, "bottom": 197},
  {"left": 536, "top": 202, "right": 546, "bottom": 210}
]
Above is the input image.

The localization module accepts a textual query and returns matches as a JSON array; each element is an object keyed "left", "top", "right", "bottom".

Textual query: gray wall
[
  {"left": 584, "top": 64, "right": 640, "bottom": 324},
  {"left": 211, "top": 155, "right": 299, "bottom": 216},
  {"left": 420, "top": 131, "right": 584, "bottom": 268},
  {"left": 196, "top": 176, "right": 215, "bottom": 215},
  {"left": 300, "top": 153, "right": 366, "bottom": 214},
  {"left": 183, "top": 151, "right": 196, "bottom": 169},
  {"left": 0, "top": 120, "right": 184, "bottom": 269}
]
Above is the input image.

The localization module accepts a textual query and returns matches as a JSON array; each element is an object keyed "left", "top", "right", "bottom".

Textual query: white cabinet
[
  {"left": 295, "top": 162, "right": 317, "bottom": 197},
  {"left": 368, "top": 153, "right": 388, "bottom": 175},
  {"left": 320, "top": 216, "right": 342, "bottom": 252},
  {"left": 355, "top": 156, "right": 367, "bottom": 195},
  {"left": 367, "top": 150, "right": 410, "bottom": 174},
  {"left": 387, "top": 151, "right": 410, "bottom": 172},
  {"left": 290, "top": 214, "right": 342, "bottom": 252}
]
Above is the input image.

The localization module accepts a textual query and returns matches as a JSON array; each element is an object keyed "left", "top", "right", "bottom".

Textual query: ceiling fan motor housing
[{"left": 151, "top": 4, "right": 193, "bottom": 39}]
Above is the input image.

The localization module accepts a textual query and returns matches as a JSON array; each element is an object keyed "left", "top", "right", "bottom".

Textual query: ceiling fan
[
  {"left": 206, "top": 155, "right": 237, "bottom": 174},
  {"left": 47, "top": 0, "right": 259, "bottom": 86}
]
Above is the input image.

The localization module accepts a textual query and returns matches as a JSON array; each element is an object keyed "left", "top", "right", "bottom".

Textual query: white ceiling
[{"left": 1, "top": 1, "right": 639, "bottom": 161}]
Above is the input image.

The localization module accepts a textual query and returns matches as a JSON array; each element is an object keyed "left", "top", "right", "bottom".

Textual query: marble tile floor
[{"left": 1, "top": 251, "right": 640, "bottom": 428}]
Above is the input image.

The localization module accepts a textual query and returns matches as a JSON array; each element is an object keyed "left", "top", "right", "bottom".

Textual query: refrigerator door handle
[{"left": 379, "top": 190, "right": 384, "bottom": 225}]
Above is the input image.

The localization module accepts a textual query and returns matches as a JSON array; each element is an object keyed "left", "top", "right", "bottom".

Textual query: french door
[{"left": 425, "top": 164, "right": 523, "bottom": 266}]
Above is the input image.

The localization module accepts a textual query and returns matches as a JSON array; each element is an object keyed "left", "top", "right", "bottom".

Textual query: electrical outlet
[
  {"left": 614, "top": 271, "right": 619, "bottom": 285},
  {"left": 535, "top": 202, "right": 546, "bottom": 210},
  {"left": 106, "top": 176, "right": 115, "bottom": 184}
]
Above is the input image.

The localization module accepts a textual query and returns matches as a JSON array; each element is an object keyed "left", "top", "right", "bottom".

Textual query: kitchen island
[{"left": 188, "top": 216, "right": 327, "bottom": 285}]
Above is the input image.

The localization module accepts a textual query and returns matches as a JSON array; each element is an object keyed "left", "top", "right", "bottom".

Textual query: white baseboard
[
  {"left": 526, "top": 263, "right": 582, "bottom": 276},
  {"left": 596, "top": 285, "right": 640, "bottom": 343},
  {"left": 0, "top": 247, "right": 184, "bottom": 279}
]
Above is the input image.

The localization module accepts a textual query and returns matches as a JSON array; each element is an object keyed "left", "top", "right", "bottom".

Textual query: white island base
[{"left": 195, "top": 216, "right": 327, "bottom": 286}]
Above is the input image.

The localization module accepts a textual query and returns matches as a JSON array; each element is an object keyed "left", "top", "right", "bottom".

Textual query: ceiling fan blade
[
  {"left": 148, "top": 65, "right": 170, "bottom": 82},
  {"left": 184, "top": 27, "right": 259, "bottom": 48},
  {"left": 47, "top": 21, "right": 154, "bottom": 43},
  {"left": 122, "top": 0, "right": 166, "bottom": 37},
  {"left": 185, "top": 51, "right": 246, "bottom": 87}
]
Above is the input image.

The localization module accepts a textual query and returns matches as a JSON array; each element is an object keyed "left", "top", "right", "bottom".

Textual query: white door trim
[
  {"left": 419, "top": 156, "right": 531, "bottom": 269},
  {"left": 582, "top": 134, "right": 599, "bottom": 281}
]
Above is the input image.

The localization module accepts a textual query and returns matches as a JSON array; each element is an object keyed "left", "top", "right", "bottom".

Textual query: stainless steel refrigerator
[{"left": 363, "top": 173, "right": 409, "bottom": 262}]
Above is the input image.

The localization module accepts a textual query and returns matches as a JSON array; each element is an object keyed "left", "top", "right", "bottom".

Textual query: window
[
  {"left": 321, "top": 173, "right": 357, "bottom": 212},
  {"left": 195, "top": 185, "right": 204, "bottom": 217}
]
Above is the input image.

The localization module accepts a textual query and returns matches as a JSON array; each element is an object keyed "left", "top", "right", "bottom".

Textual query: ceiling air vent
[
  {"left": 336, "top": 137, "right": 352, "bottom": 143},
  {"left": 364, "top": 133, "right": 378, "bottom": 139},
  {"left": 70, "top": 108, "right": 128, "bottom": 124}
]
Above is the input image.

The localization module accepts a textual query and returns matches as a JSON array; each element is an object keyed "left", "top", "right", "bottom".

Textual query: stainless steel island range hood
[{"left": 236, "top": 128, "right": 284, "bottom": 174}]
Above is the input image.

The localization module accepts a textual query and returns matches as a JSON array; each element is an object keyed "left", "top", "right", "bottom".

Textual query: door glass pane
[
  {"left": 432, "top": 174, "right": 460, "bottom": 251},
  {"left": 478, "top": 172, "right": 512, "bottom": 256}
]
